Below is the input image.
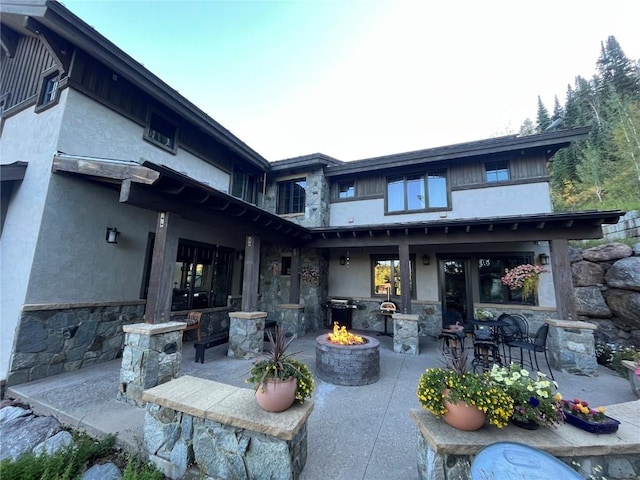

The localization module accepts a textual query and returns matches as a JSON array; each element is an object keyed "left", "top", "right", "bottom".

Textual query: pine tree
[
  {"left": 552, "top": 95, "right": 564, "bottom": 122},
  {"left": 536, "top": 96, "right": 551, "bottom": 132},
  {"left": 596, "top": 36, "right": 639, "bottom": 100}
]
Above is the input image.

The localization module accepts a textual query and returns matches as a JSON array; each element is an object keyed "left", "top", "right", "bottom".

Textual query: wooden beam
[
  {"left": 399, "top": 244, "right": 411, "bottom": 314},
  {"left": 550, "top": 239, "right": 576, "bottom": 321},
  {"left": 1, "top": 25, "right": 19, "bottom": 58},
  {"left": 53, "top": 155, "right": 159, "bottom": 184},
  {"left": 24, "top": 18, "right": 72, "bottom": 73},
  {"left": 144, "top": 212, "right": 177, "bottom": 324},
  {"left": 242, "top": 235, "right": 261, "bottom": 311}
]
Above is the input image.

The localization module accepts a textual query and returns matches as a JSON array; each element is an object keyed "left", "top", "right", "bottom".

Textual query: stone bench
[
  {"left": 410, "top": 400, "right": 640, "bottom": 480},
  {"left": 142, "top": 375, "right": 313, "bottom": 480},
  {"left": 621, "top": 360, "right": 640, "bottom": 398}
]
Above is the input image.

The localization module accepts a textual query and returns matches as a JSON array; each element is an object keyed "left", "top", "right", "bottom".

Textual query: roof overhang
[
  {"left": 0, "top": 161, "right": 28, "bottom": 182},
  {"left": 51, "top": 153, "right": 309, "bottom": 244},
  {"left": 304, "top": 211, "right": 625, "bottom": 248}
]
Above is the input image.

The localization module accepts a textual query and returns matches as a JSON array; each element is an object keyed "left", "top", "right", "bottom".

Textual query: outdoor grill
[{"left": 326, "top": 298, "right": 357, "bottom": 329}]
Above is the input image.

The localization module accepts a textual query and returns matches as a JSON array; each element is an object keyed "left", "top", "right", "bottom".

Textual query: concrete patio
[{"left": 6, "top": 330, "right": 638, "bottom": 479}]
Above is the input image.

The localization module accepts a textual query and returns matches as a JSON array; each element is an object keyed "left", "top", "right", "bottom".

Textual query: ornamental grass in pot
[
  {"left": 246, "top": 324, "right": 314, "bottom": 412},
  {"left": 416, "top": 347, "right": 514, "bottom": 430}
]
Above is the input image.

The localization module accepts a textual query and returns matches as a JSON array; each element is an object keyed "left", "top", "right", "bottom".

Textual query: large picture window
[
  {"left": 371, "top": 255, "right": 415, "bottom": 298},
  {"left": 277, "top": 178, "right": 306, "bottom": 214},
  {"left": 387, "top": 171, "right": 448, "bottom": 213},
  {"left": 478, "top": 254, "right": 534, "bottom": 305}
]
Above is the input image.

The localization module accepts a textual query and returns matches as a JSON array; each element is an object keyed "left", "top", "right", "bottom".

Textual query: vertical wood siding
[{"left": 1, "top": 35, "right": 55, "bottom": 110}]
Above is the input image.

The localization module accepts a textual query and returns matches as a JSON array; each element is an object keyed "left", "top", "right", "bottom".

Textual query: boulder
[
  {"left": 574, "top": 286, "right": 612, "bottom": 318},
  {"left": 582, "top": 243, "right": 633, "bottom": 262},
  {"left": 603, "top": 289, "right": 640, "bottom": 328},
  {"left": 568, "top": 246, "right": 583, "bottom": 264},
  {"left": 572, "top": 261, "right": 605, "bottom": 287},
  {"left": 633, "top": 242, "right": 640, "bottom": 256},
  {"left": 605, "top": 257, "right": 640, "bottom": 292}
]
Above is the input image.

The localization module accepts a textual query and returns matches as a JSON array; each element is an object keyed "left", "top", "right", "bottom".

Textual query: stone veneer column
[
  {"left": 392, "top": 314, "right": 419, "bottom": 355},
  {"left": 118, "top": 321, "right": 185, "bottom": 407},
  {"left": 228, "top": 311, "right": 267, "bottom": 359},
  {"left": 277, "top": 304, "right": 306, "bottom": 338},
  {"left": 546, "top": 318, "right": 597, "bottom": 375}
]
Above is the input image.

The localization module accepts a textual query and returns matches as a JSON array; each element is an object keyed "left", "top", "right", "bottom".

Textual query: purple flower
[{"left": 528, "top": 397, "right": 540, "bottom": 407}]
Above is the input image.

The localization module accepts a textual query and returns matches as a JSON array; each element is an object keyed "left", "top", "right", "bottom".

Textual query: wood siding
[
  {"left": 1, "top": 34, "right": 56, "bottom": 111},
  {"left": 330, "top": 155, "right": 548, "bottom": 201}
]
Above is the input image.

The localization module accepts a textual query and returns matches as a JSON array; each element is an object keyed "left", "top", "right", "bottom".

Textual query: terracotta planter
[
  {"left": 442, "top": 390, "right": 487, "bottom": 431},
  {"left": 255, "top": 377, "right": 297, "bottom": 412}
]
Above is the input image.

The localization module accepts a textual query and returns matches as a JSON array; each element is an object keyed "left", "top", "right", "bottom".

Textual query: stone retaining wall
[
  {"left": 411, "top": 400, "right": 640, "bottom": 480},
  {"left": 7, "top": 302, "right": 144, "bottom": 386},
  {"left": 142, "top": 375, "right": 313, "bottom": 480}
]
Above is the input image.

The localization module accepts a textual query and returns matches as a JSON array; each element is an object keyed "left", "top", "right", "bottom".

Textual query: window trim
[
  {"left": 144, "top": 110, "right": 178, "bottom": 154},
  {"left": 35, "top": 67, "right": 61, "bottom": 113},
  {"left": 385, "top": 170, "right": 449, "bottom": 214},
  {"left": 370, "top": 254, "right": 416, "bottom": 299},
  {"left": 276, "top": 177, "right": 306, "bottom": 215},
  {"left": 485, "top": 160, "right": 510, "bottom": 183}
]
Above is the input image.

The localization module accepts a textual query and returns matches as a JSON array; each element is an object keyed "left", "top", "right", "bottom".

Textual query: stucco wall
[
  {"left": 58, "top": 89, "right": 231, "bottom": 192},
  {"left": 0, "top": 91, "right": 68, "bottom": 381},
  {"left": 329, "top": 182, "right": 552, "bottom": 226}
]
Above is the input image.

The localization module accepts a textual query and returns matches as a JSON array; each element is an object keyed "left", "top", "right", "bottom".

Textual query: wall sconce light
[
  {"left": 236, "top": 250, "right": 244, "bottom": 262},
  {"left": 339, "top": 256, "right": 346, "bottom": 266},
  {"left": 105, "top": 227, "right": 120, "bottom": 244},
  {"left": 422, "top": 254, "right": 430, "bottom": 266},
  {"left": 539, "top": 253, "right": 550, "bottom": 265}
]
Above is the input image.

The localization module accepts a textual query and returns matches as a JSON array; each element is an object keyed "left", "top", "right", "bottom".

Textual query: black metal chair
[
  {"left": 508, "top": 323, "right": 554, "bottom": 380},
  {"left": 439, "top": 310, "right": 466, "bottom": 352},
  {"left": 497, "top": 313, "right": 528, "bottom": 363}
]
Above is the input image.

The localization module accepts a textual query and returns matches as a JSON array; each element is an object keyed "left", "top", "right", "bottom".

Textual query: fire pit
[{"left": 316, "top": 324, "right": 380, "bottom": 386}]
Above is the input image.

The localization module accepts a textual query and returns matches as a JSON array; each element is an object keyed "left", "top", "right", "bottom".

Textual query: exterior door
[{"left": 441, "top": 258, "right": 472, "bottom": 320}]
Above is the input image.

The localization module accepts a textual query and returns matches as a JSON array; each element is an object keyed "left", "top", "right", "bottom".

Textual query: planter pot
[
  {"left": 511, "top": 418, "right": 540, "bottom": 430},
  {"left": 442, "top": 390, "right": 487, "bottom": 431},
  {"left": 255, "top": 377, "right": 297, "bottom": 412},
  {"left": 564, "top": 411, "right": 620, "bottom": 434}
]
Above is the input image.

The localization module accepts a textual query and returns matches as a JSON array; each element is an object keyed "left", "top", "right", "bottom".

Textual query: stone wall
[
  {"left": 602, "top": 210, "right": 640, "bottom": 241},
  {"left": 571, "top": 242, "right": 640, "bottom": 347},
  {"left": 7, "top": 302, "right": 144, "bottom": 386}
]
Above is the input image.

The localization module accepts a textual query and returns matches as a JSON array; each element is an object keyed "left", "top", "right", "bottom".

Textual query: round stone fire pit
[{"left": 315, "top": 334, "right": 380, "bottom": 386}]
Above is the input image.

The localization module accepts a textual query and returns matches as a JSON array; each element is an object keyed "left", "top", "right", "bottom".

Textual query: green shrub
[{"left": 122, "top": 457, "right": 165, "bottom": 480}]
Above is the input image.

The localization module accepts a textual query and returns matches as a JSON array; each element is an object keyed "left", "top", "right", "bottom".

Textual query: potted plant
[
  {"left": 501, "top": 264, "right": 547, "bottom": 301},
  {"left": 416, "top": 347, "right": 514, "bottom": 430},
  {"left": 489, "top": 363, "right": 564, "bottom": 429},
  {"left": 562, "top": 398, "right": 620, "bottom": 434},
  {"left": 246, "top": 324, "right": 314, "bottom": 412}
]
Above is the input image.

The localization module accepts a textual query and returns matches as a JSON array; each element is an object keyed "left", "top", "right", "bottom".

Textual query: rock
[
  {"left": 572, "top": 261, "right": 605, "bottom": 287},
  {"left": 603, "top": 289, "right": 640, "bottom": 327},
  {"left": 582, "top": 243, "right": 633, "bottom": 262},
  {"left": 568, "top": 246, "right": 583, "bottom": 263},
  {"left": 574, "top": 286, "right": 612, "bottom": 318},
  {"left": 81, "top": 462, "right": 123, "bottom": 480},
  {"left": 33, "top": 430, "right": 74, "bottom": 456},
  {"left": 632, "top": 242, "right": 640, "bottom": 256},
  {"left": 0, "top": 413, "right": 61, "bottom": 461},
  {"left": 605, "top": 257, "right": 640, "bottom": 292},
  {"left": 0, "top": 405, "right": 32, "bottom": 423}
]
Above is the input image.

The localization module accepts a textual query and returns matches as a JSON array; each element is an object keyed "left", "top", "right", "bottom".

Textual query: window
[
  {"left": 277, "top": 178, "right": 306, "bottom": 214},
  {"left": 387, "top": 171, "right": 448, "bottom": 213},
  {"left": 35, "top": 69, "right": 60, "bottom": 111},
  {"left": 164, "top": 241, "right": 232, "bottom": 311},
  {"left": 232, "top": 168, "right": 260, "bottom": 204},
  {"left": 338, "top": 181, "right": 355, "bottom": 199},
  {"left": 477, "top": 254, "right": 534, "bottom": 305},
  {"left": 372, "top": 255, "right": 415, "bottom": 297},
  {"left": 485, "top": 161, "right": 510, "bottom": 182},
  {"left": 145, "top": 112, "right": 177, "bottom": 151}
]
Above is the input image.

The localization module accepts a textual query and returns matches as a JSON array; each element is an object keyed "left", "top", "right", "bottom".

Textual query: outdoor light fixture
[
  {"left": 539, "top": 253, "right": 550, "bottom": 265},
  {"left": 339, "top": 256, "right": 346, "bottom": 266},
  {"left": 106, "top": 227, "right": 120, "bottom": 244},
  {"left": 422, "top": 254, "right": 430, "bottom": 266}
]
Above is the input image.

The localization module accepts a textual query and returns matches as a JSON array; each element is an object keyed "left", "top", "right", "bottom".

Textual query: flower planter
[
  {"left": 443, "top": 394, "right": 487, "bottom": 431},
  {"left": 255, "top": 377, "right": 297, "bottom": 412},
  {"left": 564, "top": 411, "right": 620, "bottom": 434}
]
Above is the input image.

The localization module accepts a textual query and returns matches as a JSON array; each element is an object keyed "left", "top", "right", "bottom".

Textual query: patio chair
[
  {"left": 182, "top": 311, "right": 202, "bottom": 341},
  {"left": 497, "top": 313, "right": 528, "bottom": 363},
  {"left": 470, "top": 441, "right": 583, "bottom": 480},
  {"left": 508, "top": 323, "right": 554, "bottom": 380},
  {"left": 439, "top": 310, "right": 466, "bottom": 352}
]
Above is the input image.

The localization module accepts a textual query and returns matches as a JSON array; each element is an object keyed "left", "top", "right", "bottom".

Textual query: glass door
[{"left": 441, "top": 258, "right": 472, "bottom": 321}]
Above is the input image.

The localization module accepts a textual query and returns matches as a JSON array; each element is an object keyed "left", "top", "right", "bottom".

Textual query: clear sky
[{"left": 61, "top": 0, "right": 640, "bottom": 162}]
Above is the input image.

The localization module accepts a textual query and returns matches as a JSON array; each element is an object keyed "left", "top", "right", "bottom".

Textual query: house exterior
[{"left": 0, "top": 0, "right": 624, "bottom": 388}]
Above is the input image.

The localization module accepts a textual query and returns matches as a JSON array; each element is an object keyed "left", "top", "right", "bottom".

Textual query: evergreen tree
[
  {"left": 596, "top": 36, "right": 639, "bottom": 99},
  {"left": 552, "top": 95, "right": 564, "bottom": 122},
  {"left": 518, "top": 118, "right": 535, "bottom": 136},
  {"left": 536, "top": 96, "right": 551, "bottom": 132}
]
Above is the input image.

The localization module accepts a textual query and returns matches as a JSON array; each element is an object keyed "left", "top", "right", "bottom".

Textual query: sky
[{"left": 60, "top": 0, "right": 640, "bottom": 162}]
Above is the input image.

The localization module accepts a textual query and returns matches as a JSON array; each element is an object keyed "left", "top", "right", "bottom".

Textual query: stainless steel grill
[{"left": 327, "top": 298, "right": 357, "bottom": 329}]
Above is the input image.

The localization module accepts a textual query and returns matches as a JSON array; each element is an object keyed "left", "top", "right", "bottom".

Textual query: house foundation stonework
[
  {"left": 393, "top": 314, "right": 419, "bottom": 355},
  {"left": 117, "top": 322, "right": 184, "bottom": 407}
]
